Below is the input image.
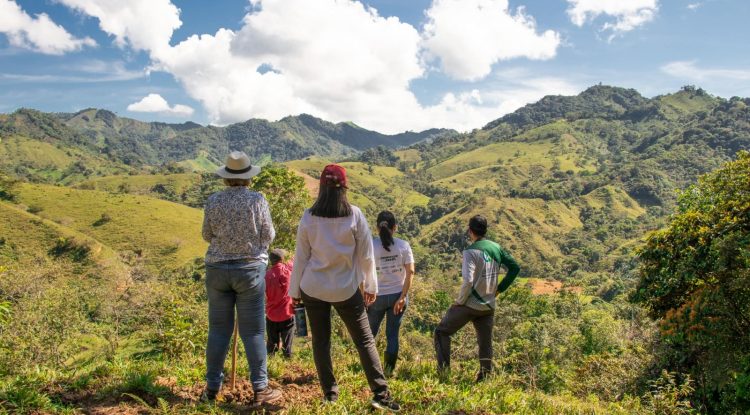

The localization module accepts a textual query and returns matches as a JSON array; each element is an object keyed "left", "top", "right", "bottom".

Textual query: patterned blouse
[{"left": 202, "top": 187, "right": 275, "bottom": 264}]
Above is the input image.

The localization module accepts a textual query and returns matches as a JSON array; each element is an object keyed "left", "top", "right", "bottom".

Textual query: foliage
[
  {"left": 0, "top": 174, "right": 18, "bottom": 201},
  {"left": 634, "top": 151, "right": 750, "bottom": 411},
  {"left": 250, "top": 164, "right": 311, "bottom": 251}
]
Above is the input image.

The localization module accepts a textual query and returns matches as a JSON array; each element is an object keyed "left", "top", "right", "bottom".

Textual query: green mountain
[{"left": 0, "top": 108, "right": 454, "bottom": 184}]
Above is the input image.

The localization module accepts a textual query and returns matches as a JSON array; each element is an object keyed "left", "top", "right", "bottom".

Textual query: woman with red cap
[{"left": 289, "top": 164, "right": 401, "bottom": 412}]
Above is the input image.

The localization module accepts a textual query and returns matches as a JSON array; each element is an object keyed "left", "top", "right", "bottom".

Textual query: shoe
[
  {"left": 254, "top": 387, "right": 282, "bottom": 405},
  {"left": 371, "top": 392, "right": 401, "bottom": 412},
  {"left": 475, "top": 369, "right": 491, "bottom": 383},
  {"left": 323, "top": 392, "right": 338, "bottom": 403},
  {"left": 200, "top": 388, "right": 219, "bottom": 402}
]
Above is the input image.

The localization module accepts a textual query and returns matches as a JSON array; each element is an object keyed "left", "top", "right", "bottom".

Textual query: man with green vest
[{"left": 434, "top": 215, "right": 520, "bottom": 381}]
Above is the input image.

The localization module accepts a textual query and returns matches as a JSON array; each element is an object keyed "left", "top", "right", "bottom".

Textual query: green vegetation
[
  {"left": 634, "top": 151, "right": 750, "bottom": 412},
  {"left": 1, "top": 85, "right": 749, "bottom": 413}
]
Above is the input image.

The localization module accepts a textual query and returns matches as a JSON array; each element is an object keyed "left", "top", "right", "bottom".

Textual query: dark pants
[
  {"left": 301, "top": 289, "right": 388, "bottom": 399},
  {"left": 367, "top": 292, "right": 407, "bottom": 356},
  {"left": 266, "top": 317, "right": 294, "bottom": 358},
  {"left": 434, "top": 304, "right": 494, "bottom": 375}
]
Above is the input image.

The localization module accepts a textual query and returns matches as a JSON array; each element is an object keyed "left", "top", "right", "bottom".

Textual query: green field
[{"left": 13, "top": 183, "right": 207, "bottom": 270}]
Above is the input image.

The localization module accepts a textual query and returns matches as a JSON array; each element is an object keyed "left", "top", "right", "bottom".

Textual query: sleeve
[
  {"left": 456, "top": 250, "right": 474, "bottom": 304},
  {"left": 201, "top": 200, "right": 213, "bottom": 242},
  {"left": 497, "top": 248, "right": 521, "bottom": 294},
  {"left": 355, "top": 209, "right": 378, "bottom": 294},
  {"left": 403, "top": 241, "right": 414, "bottom": 265},
  {"left": 288, "top": 216, "right": 309, "bottom": 299},
  {"left": 258, "top": 195, "right": 276, "bottom": 249}
]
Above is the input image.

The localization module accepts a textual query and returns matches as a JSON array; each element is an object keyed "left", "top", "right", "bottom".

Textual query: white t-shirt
[
  {"left": 373, "top": 236, "right": 414, "bottom": 296},
  {"left": 289, "top": 206, "right": 378, "bottom": 302}
]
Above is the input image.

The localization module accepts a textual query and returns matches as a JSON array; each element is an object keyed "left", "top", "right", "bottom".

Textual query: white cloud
[
  {"left": 567, "top": 0, "right": 658, "bottom": 39},
  {"left": 55, "top": 0, "right": 573, "bottom": 132},
  {"left": 0, "top": 0, "right": 95, "bottom": 54},
  {"left": 687, "top": 2, "right": 702, "bottom": 11},
  {"left": 127, "top": 93, "right": 194, "bottom": 117},
  {"left": 422, "top": 0, "right": 560, "bottom": 81},
  {"left": 661, "top": 61, "right": 750, "bottom": 82},
  {"left": 56, "top": 0, "right": 181, "bottom": 54}
]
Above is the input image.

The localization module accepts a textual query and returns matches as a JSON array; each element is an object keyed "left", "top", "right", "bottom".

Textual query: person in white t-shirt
[
  {"left": 289, "top": 164, "right": 400, "bottom": 412},
  {"left": 367, "top": 211, "right": 415, "bottom": 376}
]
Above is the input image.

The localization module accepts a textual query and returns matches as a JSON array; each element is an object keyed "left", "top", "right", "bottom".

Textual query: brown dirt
[
  {"left": 526, "top": 278, "right": 583, "bottom": 295},
  {"left": 46, "top": 365, "right": 324, "bottom": 414},
  {"left": 291, "top": 169, "right": 319, "bottom": 198}
]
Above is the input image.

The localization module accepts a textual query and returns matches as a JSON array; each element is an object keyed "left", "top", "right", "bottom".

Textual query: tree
[
  {"left": 251, "top": 164, "right": 311, "bottom": 251},
  {"left": 0, "top": 174, "right": 18, "bottom": 201},
  {"left": 633, "top": 151, "right": 750, "bottom": 411}
]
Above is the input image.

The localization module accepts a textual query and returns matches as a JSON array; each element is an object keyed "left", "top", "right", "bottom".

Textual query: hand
[
  {"left": 393, "top": 298, "right": 406, "bottom": 314},
  {"left": 292, "top": 297, "right": 301, "bottom": 306},
  {"left": 363, "top": 292, "right": 376, "bottom": 306}
]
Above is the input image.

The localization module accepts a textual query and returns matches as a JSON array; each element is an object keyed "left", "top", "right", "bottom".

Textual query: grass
[
  {"left": 76, "top": 173, "right": 198, "bottom": 196},
  {"left": 0, "top": 336, "right": 647, "bottom": 414},
  {"left": 0, "top": 201, "right": 126, "bottom": 274},
  {"left": 285, "top": 158, "right": 431, "bottom": 211},
  {"left": 12, "top": 183, "right": 207, "bottom": 270},
  {"left": 0, "top": 135, "right": 131, "bottom": 184}
]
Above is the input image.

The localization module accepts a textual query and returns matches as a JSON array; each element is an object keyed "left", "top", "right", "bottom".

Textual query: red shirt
[{"left": 265, "top": 260, "right": 295, "bottom": 322}]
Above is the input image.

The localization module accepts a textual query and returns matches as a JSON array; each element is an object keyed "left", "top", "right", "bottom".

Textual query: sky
[{"left": 1, "top": 0, "right": 749, "bottom": 133}]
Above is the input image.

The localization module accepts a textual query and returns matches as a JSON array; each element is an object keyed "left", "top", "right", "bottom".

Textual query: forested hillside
[
  {"left": 0, "top": 108, "right": 454, "bottom": 183},
  {"left": 1, "top": 85, "right": 749, "bottom": 413}
]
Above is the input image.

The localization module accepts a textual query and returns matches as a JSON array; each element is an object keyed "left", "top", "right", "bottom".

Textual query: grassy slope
[
  {"left": 0, "top": 135, "right": 131, "bottom": 184},
  {"left": 285, "top": 157, "right": 430, "bottom": 211},
  {"left": 0, "top": 201, "right": 129, "bottom": 291},
  {"left": 75, "top": 173, "right": 198, "bottom": 195},
  {"left": 13, "top": 183, "right": 207, "bottom": 270}
]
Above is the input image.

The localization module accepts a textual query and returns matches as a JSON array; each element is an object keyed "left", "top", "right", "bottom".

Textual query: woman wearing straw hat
[
  {"left": 289, "top": 164, "right": 401, "bottom": 412},
  {"left": 201, "top": 151, "right": 282, "bottom": 405}
]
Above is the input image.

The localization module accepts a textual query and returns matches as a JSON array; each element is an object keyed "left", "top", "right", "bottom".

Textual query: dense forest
[{"left": 1, "top": 85, "right": 749, "bottom": 413}]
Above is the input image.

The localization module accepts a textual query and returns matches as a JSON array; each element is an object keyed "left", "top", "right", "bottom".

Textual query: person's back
[
  {"left": 293, "top": 205, "right": 375, "bottom": 302},
  {"left": 200, "top": 151, "right": 281, "bottom": 405},
  {"left": 265, "top": 249, "right": 295, "bottom": 358},
  {"left": 434, "top": 215, "right": 520, "bottom": 382},
  {"left": 289, "top": 164, "right": 400, "bottom": 411},
  {"left": 203, "top": 187, "right": 273, "bottom": 263},
  {"left": 368, "top": 210, "right": 415, "bottom": 377}
]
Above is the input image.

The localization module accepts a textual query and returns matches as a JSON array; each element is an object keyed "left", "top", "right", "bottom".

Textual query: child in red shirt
[{"left": 265, "top": 249, "right": 295, "bottom": 358}]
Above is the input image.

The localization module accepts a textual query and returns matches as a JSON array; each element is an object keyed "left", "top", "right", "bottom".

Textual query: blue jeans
[
  {"left": 367, "top": 292, "right": 407, "bottom": 356},
  {"left": 205, "top": 261, "right": 267, "bottom": 391}
]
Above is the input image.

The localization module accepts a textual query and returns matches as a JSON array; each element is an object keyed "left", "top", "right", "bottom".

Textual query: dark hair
[
  {"left": 310, "top": 185, "right": 352, "bottom": 218},
  {"left": 376, "top": 211, "right": 397, "bottom": 251},
  {"left": 468, "top": 215, "right": 488, "bottom": 237},
  {"left": 223, "top": 178, "right": 251, "bottom": 187}
]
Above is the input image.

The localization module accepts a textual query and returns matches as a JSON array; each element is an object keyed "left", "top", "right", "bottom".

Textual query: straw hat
[{"left": 216, "top": 151, "right": 261, "bottom": 179}]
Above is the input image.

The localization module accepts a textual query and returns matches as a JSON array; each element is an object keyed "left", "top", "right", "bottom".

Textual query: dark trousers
[
  {"left": 434, "top": 304, "right": 494, "bottom": 375},
  {"left": 266, "top": 317, "right": 294, "bottom": 357},
  {"left": 301, "top": 289, "right": 388, "bottom": 399}
]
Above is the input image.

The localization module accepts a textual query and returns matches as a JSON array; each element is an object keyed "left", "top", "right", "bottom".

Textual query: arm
[
  {"left": 258, "top": 195, "right": 276, "bottom": 249},
  {"left": 355, "top": 210, "right": 378, "bottom": 296},
  {"left": 201, "top": 202, "right": 213, "bottom": 242},
  {"left": 496, "top": 249, "right": 520, "bottom": 294},
  {"left": 288, "top": 218, "right": 309, "bottom": 300},
  {"left": 455, "top": 250, "right": 474, "bottom": 305},
  {"left": 394, "top": 243, "right": 415, "bottom": 314}
]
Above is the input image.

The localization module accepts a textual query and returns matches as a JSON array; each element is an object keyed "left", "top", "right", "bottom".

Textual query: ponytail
[{"left": 376, "top": 210, "right": 397, "bottom": 251}]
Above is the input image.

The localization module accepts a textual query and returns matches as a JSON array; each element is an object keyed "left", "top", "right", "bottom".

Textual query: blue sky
[{"left": 1, "top": 0, "right": 749, "bottom": 133}]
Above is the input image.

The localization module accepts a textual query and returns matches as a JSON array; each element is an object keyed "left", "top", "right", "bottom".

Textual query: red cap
[{"left": 320, "top": 164, "right": 348, "bottom": 188}]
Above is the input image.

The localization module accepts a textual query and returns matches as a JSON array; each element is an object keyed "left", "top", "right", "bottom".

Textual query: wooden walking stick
[{"left": 231, "top": 318, "right": 238, "bottom": 390}]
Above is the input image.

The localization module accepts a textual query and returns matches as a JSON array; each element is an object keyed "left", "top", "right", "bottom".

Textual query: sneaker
[
  {"left": 254, "top": 387, "right": 283, "bottom": 405},
  {"left": 371, "top": 392, "right": 401, "bottom": 412},
  {"left": 200, "top": 388, "right": 219, "bottom": 402},
  {"left": 323, "top": 392, "right": 338, "bottom": 403}
]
